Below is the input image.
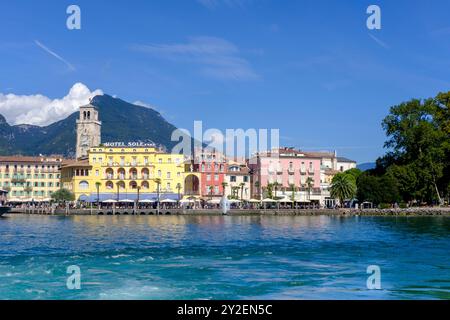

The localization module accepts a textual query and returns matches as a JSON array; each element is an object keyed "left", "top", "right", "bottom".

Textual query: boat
[{"left": 0, "top": 206, "right": 11, "bottom": 217}]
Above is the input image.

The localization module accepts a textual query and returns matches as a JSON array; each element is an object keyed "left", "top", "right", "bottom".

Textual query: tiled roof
[
  {"left": 0, "top": 156, "right": 64, "bottom": 164},
  {"left": 337, "top": 157, "right": 356, "bottom": 163}
]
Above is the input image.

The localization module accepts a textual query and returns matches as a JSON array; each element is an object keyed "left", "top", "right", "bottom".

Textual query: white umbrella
[
  {"left": 139, "top": 199, "right": 155, "bottom": 203},
  {"left": 229, "top": 199, "right": 241, "bottom": 203},
  {"left": 161, "top": 199, "right": 177, "bottom": 203},
  {"left": 119, "top": 199, "right": 134, "bottom": 203},
  {"left": 102, "top": 199, "right": 117, "bottom": 203},
  {"left": 42, "top": 198, "right": 52, "bottom": 202},
  {"left": 248, "top": 199, "right": 261, "bottom": 203},
  {"left": 262, "top": 198, "right": 276, "bottom": 203},
  {"left": 180, "top": 198, "right": 194, "bottom": 203},
  {"left": 207, "top": 198, "right": 221, "bottom": 204}
]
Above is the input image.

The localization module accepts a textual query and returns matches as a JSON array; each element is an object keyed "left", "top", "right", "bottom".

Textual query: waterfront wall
[{"left": 9, "top": 207, "right": 450, "bottom": 216}]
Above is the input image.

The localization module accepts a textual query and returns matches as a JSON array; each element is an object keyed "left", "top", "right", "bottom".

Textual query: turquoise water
[{"left": 0, "top": 214, "right": 449, "bottom": 300}]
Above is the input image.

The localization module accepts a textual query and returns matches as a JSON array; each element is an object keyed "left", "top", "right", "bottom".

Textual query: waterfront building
[
  {"left": 61, "top": 145, "right": 185, "bottom": 202},
  {"left": 249, "top": 148, "right": 322, "bottom": 203},
  {"left": 302, "top": 151, "right": 357, "bottom": 207},
  {"left": 249, "top": 147, "right": 357, "bottom": 206},
  {"left": 224, "top": 160, "right": 251, "bottom": 201},
  {"left": 189, "top": 148, "right": 227, "bottom": 199},
  {"left": 0, "top": 156, "right": 63, "bottom": 202}
]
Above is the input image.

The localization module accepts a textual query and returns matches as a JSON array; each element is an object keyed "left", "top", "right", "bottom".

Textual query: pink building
[{"left": 249, "top": 148, "right": 321, "bottom": 202}]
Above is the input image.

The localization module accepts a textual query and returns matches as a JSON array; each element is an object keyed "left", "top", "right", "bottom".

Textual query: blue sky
[{"left": 1, "top": 0, "right": 450, "bottom": 163}]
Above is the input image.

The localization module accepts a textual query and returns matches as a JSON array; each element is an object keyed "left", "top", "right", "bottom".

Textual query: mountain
[
  {"left": 357, "top": 162, "right": 376, "bottom": 171},
  {"left": 0, "top": 94, "right": 183, "bottom": 157}
]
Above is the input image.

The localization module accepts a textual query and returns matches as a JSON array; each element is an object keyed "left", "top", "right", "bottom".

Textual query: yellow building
[
  {"left": 0, "top": 156, "right": 63, "bottom": 202},
  {"left": 61, "top": 145, "right": 186, "bottom": 202}
]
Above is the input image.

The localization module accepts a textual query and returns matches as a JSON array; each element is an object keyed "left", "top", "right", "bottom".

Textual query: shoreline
[{"left": 6, "top": 207, "right": 450, "bottom": 217}]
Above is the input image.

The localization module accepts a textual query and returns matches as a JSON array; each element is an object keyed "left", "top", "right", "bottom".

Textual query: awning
[
  {"left": 161, "top": 199, "right": 177, "bottom": 203},
  {"left": 102, "top": 199, "right": 117, "bottom": 203},
  {"left": 139, "top": 199, "right": 155, "bottom": 203}
]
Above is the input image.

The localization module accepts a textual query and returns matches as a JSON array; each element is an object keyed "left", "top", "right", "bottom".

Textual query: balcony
[{"left": 288, "top": 167, "right": 295, "bottom": 174}]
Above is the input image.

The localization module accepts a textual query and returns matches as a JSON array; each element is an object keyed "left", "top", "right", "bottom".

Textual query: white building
[{"left": 224, "top": 161, "right": 251, "bottom": 201}]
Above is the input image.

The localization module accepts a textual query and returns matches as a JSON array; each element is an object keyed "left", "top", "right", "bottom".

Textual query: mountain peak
[{"left": 0, "top": 94, "right": 180, "bottom": 157}]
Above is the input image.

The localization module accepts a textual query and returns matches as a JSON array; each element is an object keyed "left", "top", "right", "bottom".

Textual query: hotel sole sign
[{"left": 103, "top": 142, "right": 155, "bottom": 147}]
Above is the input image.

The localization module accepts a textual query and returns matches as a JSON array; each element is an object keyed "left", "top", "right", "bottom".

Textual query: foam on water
[{"left": 0, "top": 215, "right": 449, "bottom": 299}]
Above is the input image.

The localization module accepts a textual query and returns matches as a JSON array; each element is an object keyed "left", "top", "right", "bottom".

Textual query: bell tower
[{"left": 76, "top": 104, "right": 101, "bottom": 159}]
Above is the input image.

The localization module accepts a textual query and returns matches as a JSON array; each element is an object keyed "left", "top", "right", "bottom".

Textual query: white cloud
[
  {"left": 0, "top": 83, "right": 103, "bottom": 126},
  {"left": 132, "top": 36, "right": 259, "bottom": 81}
]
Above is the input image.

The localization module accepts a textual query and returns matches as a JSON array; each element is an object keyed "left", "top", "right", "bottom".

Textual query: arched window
[
  {"left": 129, "top": 181, "right": 138, "bottom": 189},
  {"left": 79, "top": 181, "right": 89, "bottom": 190},
  {"left": 87, "top": 111, "right": 91, "bottom": 120},
  {"left": 83, "top": 111, "right": 86, "bottom": 120},
  {"left": 106, "top": 181, "right": 114, "bottom": 190}
]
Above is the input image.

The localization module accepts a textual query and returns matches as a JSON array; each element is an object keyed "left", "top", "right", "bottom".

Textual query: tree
[
  {"left": 51, "top": 188, "right": 75, "bottom": 202},
  {"left": 272, "top": 182, "right": 280, "bottom": 199},
  {"left": 221, "top": 182, "right": 228, "bottom": 196},
  {"left": 289, "top": 184, "right": 296, "bottom": 202},
  {"left": 305, "top": 177, "right": 314, "bottom": 201},
  {"left": 330, "top": 173, "right": 356, "bottom": 208},
  {"left": 153, "top": 178, "right": 161, "bottom": 214},
  {"left": 176, "top": 183, "right": 182, "bottom": 204},
  {"left": 380, "top": 95, "right": 448, "bottom": 204},
  {"left": 239, "top": 182, "right": 245, "bottom": 201},
  {"left": 356, "top": 172, "right": 400, "bottom": 206},
  {"left": 95, "top": 182, "right": 101, "bottom": 207}
]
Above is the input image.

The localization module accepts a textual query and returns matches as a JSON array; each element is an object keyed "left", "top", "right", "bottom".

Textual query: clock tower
[{"left": 76, "top": 103, "right": 102, "bottom": 159}]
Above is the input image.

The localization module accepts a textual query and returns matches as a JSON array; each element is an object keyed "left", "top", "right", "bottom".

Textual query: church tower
[{"left": 76, "top": 104, "right": 101, "bottom": 159}]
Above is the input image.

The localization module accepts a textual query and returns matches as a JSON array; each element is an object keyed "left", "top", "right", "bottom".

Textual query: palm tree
[
  {"left": 221, "top": 182, "right": 228, "bottom": 197},
  {"left": 272, "top": 182, "right": 280, "bottom": 199},
  {"left": 209, "top": 185, "right": 214, "bottom": 200},
  {"left": 176, "top": 183, "right": 182, "bottom": 205},
  {"left": 95, "top": 182, "right": 101, "bottom": 208},
  {"left": 254, "top": 181, "right": 260, "bottom": 199},
  {"left": 116, "top": 182, "right": 121, "bottom": 201},
  {"left": 305, "top": 177, "right": 314, "bottom": 202},
  {"left": 330, "top": 174, "right": 356, "bottom": 208},
  {"left": 153, "top": 178, "right": 161, "bottom": 214},
  {"left": 239, "top": 182, "right": 245, "bottom": 201},
  {"left": 289, "top": 183, "right": 296, "bottom": 202},
  {"left": 136, "top": 185, "right": 141, "bottom": 212},
  {"left": 266, "top": 183, "right": 273, "bottom": 199}
]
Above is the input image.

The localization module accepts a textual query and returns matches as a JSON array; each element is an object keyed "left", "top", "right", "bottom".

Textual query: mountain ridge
[{"left": 0, "top": 94, "right": 182, "bottom": 157}]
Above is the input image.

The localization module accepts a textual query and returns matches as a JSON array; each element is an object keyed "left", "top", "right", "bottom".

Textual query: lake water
[{"left": 0, "top": 214, "right": 449, "bottom": 300}]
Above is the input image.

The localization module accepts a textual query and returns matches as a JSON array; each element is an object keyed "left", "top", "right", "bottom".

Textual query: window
[
  {"left": 95, "top": 170, "right": 99, "bottom": 176},
  {"left": 158, "top": 170, "right": 162, "bottom": 177},
  {"left": 79, "top": 181, "right": 89, "bottom": 190},
  {"left": 230, "top": 176, "right": 237, "bottom": 182},
  {"left": 214, "top": 174, "right": 219, "bottom": 181},
  {"left": 244, "top": 176, "right": 249, "bottom": 182},
  {"left": 158, "top": 158, "right": 162, "bottom": 164},
  {"left": 206, "top": 174, "right": 211, "bottom": 181},
  {"left": 167, "top": 172, "right": 171, "bottom": 179}
]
